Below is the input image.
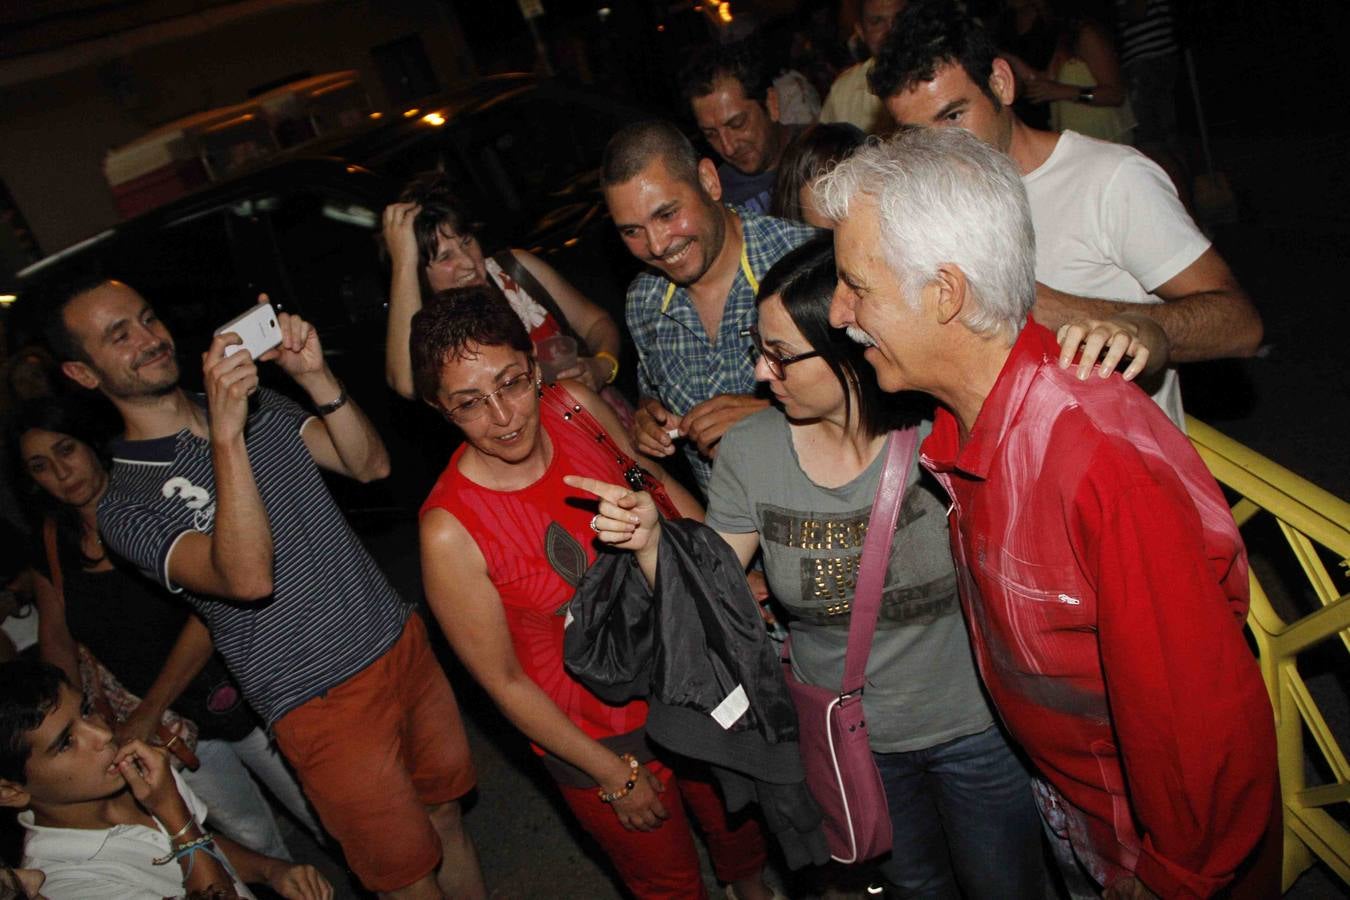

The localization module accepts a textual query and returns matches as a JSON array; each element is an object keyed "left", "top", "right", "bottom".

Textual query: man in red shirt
[{"left": 821, "top": 125, "right": 1279, "bottom": 898}]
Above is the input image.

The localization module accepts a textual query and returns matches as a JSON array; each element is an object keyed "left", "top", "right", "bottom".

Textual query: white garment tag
[
  {"left": 710, "top": 683, "right": 749, "bottom": 730},
  {"left": 563, "top": 608, "right": 575, "bottom": 629}
]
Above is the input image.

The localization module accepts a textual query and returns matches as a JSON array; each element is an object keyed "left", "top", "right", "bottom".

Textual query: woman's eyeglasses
[
  {"left": 444, "top": 360, "right": 537, "bottom": 423},
  {"left": 741, "top": 327, "right": 821, "bottom": 380}
]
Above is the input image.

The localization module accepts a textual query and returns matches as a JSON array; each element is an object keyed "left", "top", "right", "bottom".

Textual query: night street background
[{"left": 2, "top": 0, "right": 1349, "bottom": 897}]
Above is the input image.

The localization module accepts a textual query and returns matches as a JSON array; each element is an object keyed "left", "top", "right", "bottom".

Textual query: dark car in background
[{"left": 7, "top": 75, "right": 653, "bottom": 511}]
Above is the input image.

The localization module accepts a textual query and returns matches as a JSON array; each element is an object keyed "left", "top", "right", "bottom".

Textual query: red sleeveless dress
[{"left": 420, "top": 390, "right": 648, "bottom": 750}]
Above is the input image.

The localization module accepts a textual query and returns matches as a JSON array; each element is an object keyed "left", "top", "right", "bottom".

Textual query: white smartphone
[{"left": 216, "top": 303, "right": 282, "bottom": 359}]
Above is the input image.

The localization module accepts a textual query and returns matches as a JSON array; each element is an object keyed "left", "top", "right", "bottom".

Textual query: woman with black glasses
[
  {"left": 708, "top": 237, "right": 1045, "bottom": 897},
  {"left": 410, "top": 287, "right": 781, "bottom": 900}
]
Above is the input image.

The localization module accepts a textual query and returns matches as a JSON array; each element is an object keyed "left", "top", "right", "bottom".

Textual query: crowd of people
[{"left": 0, "top": 1, "right": 1280, "bottom": 898}]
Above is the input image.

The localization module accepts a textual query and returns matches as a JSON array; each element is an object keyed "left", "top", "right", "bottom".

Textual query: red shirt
[
  {"left": 420, "top": 388, "right": 648, "bottom": 750},
  {"left": 922, "top": 321, "right": 1276, "bottom": 898}
]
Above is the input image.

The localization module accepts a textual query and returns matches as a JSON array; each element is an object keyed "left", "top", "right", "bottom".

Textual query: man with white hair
[{"left": 822, "top": 126, "right": 1279, "bottom": 899}]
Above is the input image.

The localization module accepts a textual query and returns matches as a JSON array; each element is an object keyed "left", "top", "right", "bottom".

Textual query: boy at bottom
[{"left": 0, "top": 659, "right": 330, "bottom": 900}]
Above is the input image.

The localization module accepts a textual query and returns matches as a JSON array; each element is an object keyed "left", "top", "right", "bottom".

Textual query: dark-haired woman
[
  {"left": 770, "top": 122, "right": 865, "bottom": 228},
  {"left": 412, "top": 287, "right": 778, "bottom": 900},
  {"left": 592, "top": 238, "right": 1047, "bottom": 898},
  {"left": 383, "top": 173, "right": 624, "bottom": 401},
  {"left": 7, "top": 396, "right": 322, "bottom": 860}
]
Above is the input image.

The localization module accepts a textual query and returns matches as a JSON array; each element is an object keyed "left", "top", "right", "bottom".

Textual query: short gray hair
[{"left": 814, "top": 127, "right": 1036, "bottom": 341}]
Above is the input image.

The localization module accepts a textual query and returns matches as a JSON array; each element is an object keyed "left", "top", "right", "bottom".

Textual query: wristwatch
[
  {"left": 315, "top": 380, "right": 348, "bottom": 416},
  {"left": 1078, "top": 87, "right": 1096, "bottom": 104}
]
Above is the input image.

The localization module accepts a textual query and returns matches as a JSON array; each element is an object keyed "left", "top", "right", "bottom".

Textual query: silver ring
[{"left": 589, "top": 514, "right": 602, "bottom": 533}]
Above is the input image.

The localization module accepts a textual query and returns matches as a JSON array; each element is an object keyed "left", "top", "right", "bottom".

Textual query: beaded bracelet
[
  {"left": 153, "top": 831, "right": 214, "bottom": 866},
  {"left": 597, "top": 753, "right": 641, "bottom": 803}
]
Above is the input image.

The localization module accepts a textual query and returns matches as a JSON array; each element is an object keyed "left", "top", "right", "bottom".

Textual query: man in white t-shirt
[
  {"left": 0, "top": 660, "right": 330, "bottom": 900},
  {"left": 869, "top": 0, "right": 1262, "bottom": 426}
]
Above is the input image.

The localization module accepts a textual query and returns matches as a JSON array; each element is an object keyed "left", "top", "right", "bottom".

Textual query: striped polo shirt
[{"left": 99, "top": 389, "right": 409, "bottom": 726}]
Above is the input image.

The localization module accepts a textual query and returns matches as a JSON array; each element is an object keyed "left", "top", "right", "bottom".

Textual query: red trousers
[{"left": 557, "top": 759, "right": 768, "bottom": 900}]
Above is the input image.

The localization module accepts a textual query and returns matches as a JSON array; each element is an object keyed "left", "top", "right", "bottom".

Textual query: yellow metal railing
[{"left": 1187, "top": 417, "right": 1350, "bottom": 891}]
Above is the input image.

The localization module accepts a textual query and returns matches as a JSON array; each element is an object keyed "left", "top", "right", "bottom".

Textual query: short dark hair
[
  {"left": 409, "top": 287, "right": 532, "bottom": 407},
  {"left": 868, "top": 0, "right": 1003, "bottom": 107},
  {"left": 601, "top": 120, "right": 703, "bottom": 190},
  {"left": 770, "top": 123, "right": 867, "bottom": 222},
  {"left": 41, "top": 272, "right": 118, "bottom": 364},
  {"left": 397, "top": 172, "right": 487, "bottom": 272},
  {"left": 756, "top": 236, "right": 909, "bottom": 438},
  {"left": 0, "top": 660, "right": 68, "bottom": 785},
  {"left": 678, "top": 39, "right": 773, "bottom": 105}
]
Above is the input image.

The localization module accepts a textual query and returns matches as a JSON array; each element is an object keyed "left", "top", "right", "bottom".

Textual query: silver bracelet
[{"left": 164, "top": 817, "right": 196, "bottom": 843}]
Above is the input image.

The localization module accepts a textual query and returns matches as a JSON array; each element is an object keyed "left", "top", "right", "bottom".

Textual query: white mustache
[{"left": 845, "top": 326, "right": 876, "bottom": 348}]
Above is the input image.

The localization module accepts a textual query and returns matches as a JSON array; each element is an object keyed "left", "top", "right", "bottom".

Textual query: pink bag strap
[{"left": 840, "top": 427, "right": 920, "bottom": 696}]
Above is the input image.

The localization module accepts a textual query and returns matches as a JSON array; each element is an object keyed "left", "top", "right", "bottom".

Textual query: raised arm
[
  {"left": 1073, "top": 22, "right": 1127, "bottom": 108},
  {"left": 1035, "top": 249, "right": 1261, "bottom": 363},
  {"left": 514, "top": 250, "right": 624, "bottom": 391},
  {"left": 420, "top": 510, "right": 669, "bottom": 831},
  {"left": 383, "top": 201, "right": 423, "bottom": 400},
  {"left": 255, "top": 305, "right": 390, "bottom": 483},
  {"left": 167, "top": 331, "right": 274, "bottom": 601}
]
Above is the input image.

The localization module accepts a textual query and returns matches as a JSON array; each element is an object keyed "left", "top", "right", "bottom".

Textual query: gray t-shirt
[{"left": 706, "top": 409, "right": 993, "bottom": 752}]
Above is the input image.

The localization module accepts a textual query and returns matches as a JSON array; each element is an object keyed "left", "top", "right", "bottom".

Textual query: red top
[
  {"left": 922, "top": 321, "right": 1277, "bottom": 898},
  {"left": 420, "top": 387, "right": 648, "bottom": 751}
]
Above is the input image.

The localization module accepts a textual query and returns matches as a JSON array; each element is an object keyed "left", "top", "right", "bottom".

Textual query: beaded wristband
[
  {"left": 597, "top": 753, "right": 641, "bottom": 803},
  {"left": 153, "top": 831, "right": 214, "bottom": 866}
]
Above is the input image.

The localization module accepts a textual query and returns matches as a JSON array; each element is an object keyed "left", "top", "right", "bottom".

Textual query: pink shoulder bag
[{"left": 781, "top": 427, "right": 919, "bottom": 863}]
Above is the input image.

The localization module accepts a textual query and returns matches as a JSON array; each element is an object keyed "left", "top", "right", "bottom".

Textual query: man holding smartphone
[{"left": 44, "top": 276, "right": 485, "bottom": 900}]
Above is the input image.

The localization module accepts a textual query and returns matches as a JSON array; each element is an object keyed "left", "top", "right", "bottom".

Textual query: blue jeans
[{"left": 872, "top": 725, "right": 1045, "bottom": 899}]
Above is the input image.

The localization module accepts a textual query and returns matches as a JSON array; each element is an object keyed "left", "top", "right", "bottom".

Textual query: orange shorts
[{"left": 273, "top": 613, "right": 476, "bottom": 892}]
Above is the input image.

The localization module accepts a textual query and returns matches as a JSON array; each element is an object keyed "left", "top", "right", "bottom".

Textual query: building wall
[{"left": 0, "top": 0, "right": 472, "bottom": 256}]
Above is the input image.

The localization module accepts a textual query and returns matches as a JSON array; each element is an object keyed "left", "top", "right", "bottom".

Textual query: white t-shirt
[
  {"left": 20, "top": 771, "right": 255, "bottom": 900},
  {"left": 1023, "top": 130, "right": 1210, "bottom": 427}
]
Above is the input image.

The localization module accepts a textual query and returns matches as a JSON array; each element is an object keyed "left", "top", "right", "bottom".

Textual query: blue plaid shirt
[{"left": 626, "top": 208, "right": 819, "bottom": 487}]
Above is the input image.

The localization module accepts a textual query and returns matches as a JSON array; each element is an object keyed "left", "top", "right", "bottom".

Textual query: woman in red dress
[{"left": 411, "top": 288, "right": 775, "bottom": 900}]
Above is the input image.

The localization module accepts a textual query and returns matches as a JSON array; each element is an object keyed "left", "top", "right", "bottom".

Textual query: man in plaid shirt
[{"left": 601, "top": 119, "right": 817, "bottom": 491}]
